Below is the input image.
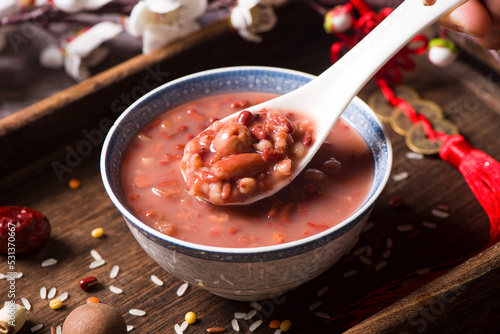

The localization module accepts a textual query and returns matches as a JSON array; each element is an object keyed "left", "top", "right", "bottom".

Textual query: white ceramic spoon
[{"left": 185, "top": 0, "right": 466, "bottom": 205}]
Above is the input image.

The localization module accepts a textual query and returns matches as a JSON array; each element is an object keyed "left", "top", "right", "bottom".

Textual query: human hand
[{"left": 439, "top": 0, "right": 500, "bottom": 49}]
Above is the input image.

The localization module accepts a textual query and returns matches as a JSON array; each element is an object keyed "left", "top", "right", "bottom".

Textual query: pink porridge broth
[{"left": 121, "top": 92, "right": 374, "bottom": 248}]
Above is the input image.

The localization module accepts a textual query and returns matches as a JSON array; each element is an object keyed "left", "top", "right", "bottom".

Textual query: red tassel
[{"left": 439, "top": 133, "right": 500, "bottom": 246}]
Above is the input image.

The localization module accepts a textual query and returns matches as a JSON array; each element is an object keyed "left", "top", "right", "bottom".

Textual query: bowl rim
[{"left": 100, "top": 65, "right": 393, "bottom": 255}]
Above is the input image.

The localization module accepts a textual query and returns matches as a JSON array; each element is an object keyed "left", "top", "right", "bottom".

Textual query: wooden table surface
[{"left": 1, "top": 3, "right": 500, "bottom": 334}]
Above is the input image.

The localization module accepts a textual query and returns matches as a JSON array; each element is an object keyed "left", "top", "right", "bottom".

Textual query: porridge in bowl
[{"left": 121, "top": 92, "right": 374, "bottom": 248}]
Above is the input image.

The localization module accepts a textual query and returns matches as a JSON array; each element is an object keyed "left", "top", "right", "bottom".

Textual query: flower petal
[
  {"left": 64, "top": 54, "right": 89, "bottom": 81},
  {"left": 39, "top": 44, "right": 64, "bottom": 69},
  {"left": 0, "top": 0, "right": 18, "bottom": 18},
  {"left": 66, "top": 21, "right": 122, "bottom": 57},
  {"left": 145, "top": 0, "right": 181, "bottom": 14},
  {"left": 179, "top": 0, "right": 207, "bottom": 19},
  {"left": 127, "top": 1, "right": 156, "bottom": 37},
  {"left": 142, "top": 21, "right": 199, "bottom": 53},
  {"left": 53, "top": 0, "right": 112, "bottom": 13}
]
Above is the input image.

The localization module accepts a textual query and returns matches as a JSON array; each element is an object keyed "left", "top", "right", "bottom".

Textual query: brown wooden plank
[{"left": 1, "top": 4, "right": 500, "bottom": 334}]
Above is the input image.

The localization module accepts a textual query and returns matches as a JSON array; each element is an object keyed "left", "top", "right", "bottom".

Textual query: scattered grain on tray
[
  {"left": 57, "top": 292, "right": 69, "bottom": 302},
  {"left": 110, "top": 265, "right": 120, "bottom": 279},
  {"left": 49, "top": 298, "right": 63, "bottom": 310},
  {"left": 375, "top": 261, "right": 388, "bottom": 272},
  {"left": 56, "top": 325, "right": 62, "bottom": 334},
  {"left": 431, "top": 208, "right": 450, "bottom": 219},
  {"left": 129, "top": 309, "right": 146, "bottom": 317},
  {"left": 109, "top": 285, "right": 123, "bottom": 294},
  {"left": 50, "top": 325, "right": 56, "bottom": 334},
  {"left": 11, "top": 272, "right": 23, "bottom": 279},
  {"left": 422, "top": 221, "right": 437, "bottom": 229},
  {"left": 250, "top": 301, "right": 262, "bottom": 311},
  {"left": 388, "top": 195, "right": 404, "bottom": 209},
  {"left": 207, "top": 327, "right": 225, "bottom": 333},
  {"left": 365, "top": 245, "right": 373, "bottom": 257},
  {"left": 231, "top": 319, "right": 240, "bottom": 331},
  {"left": 308, "top": 301, "right": 322, "bottom": 311},
  {"left": 362, "top": 221, "right": 375, "bottom": 232},
  {"left": 352, "top": 246, "right": 366, "bottom": 256},
  {"left": 249, "top": 320, "right": 263, "bottom": 332},
  {"left": 343, "top": 270, "right": 358, "bottom": 278},
  {"left": 40, "top": 287, "right": 47, "bottom": 300},
  {"left": 91, "top": 227, "right": 104, "bottom": 239},
  {"left": 315, "top": 312, "right": 330, "bottom": 319},
  {"left": 31, "top": 324, "right": 44, "bottom": 332},
  {"left": 243, "top": 309, "right": 257, "bottom": 320},
  {"left": 359, "top": 255, "right": 372, "bottom": 265},
  {"left": 86, "top": 296, "right": 100, "bottom": 304},
  {"left": 0, "top": 273, "right": 5, "bottom": 279},
  {"left": 405, "top": 152, "right": 424, "bottom": 160},
  {"left": 437, "top": 204, "right": 449, "bottom": 211},
  {"left": 392, "top": 171, "right": 409, "bottom": 182},
  {"left": 41, "top": 258, "right": 58, "bottom": 267},
  {"left": 18, "top": 298, "right": 31, "bottom": 313},
  {"left": 176, "top": 282, "right": 189, "bottom": 296},
  {"left": 89, "top": 259, "right": 106, "bottom": 269},
  {"left": 127, "top": 325, "right": 134, "bottom": 332},
  {"left": 90, "top": 249, "right": 102, "bottom": 261},
  {"left": 151, "top": 274, "right": 164, "bottom": 286},
  {"left": 174, "top": 323, "right": 183, "bottom": 334},
  {"left": 386, "top": 237, "right": 393, "bottom": 248},
  {"left": 234, "top": 312, "right": 246, "bottom": 319},
  {"left": 416, "top": 267, "right": 431, "bottom": 275},
  {"left": 180, "top": 321, "right": 188, "bottom": 331},
  {"left": 68, "top": 178, "right": 81, "bottom": 189},
  {"left": 185, "top": 311, "right": 196, "bottom": 324},
  {"left": 274, "top": 330, "right": 282, "bottom": 334},
  {"left": 382, "top": 250, "right": 391, "bottom": 259},
  {"left": 269, "top": 320, "right": 280, "bottom": 329},
  {"left": 396, "top": 224, "right": 414, "bottom": 232},
  {"left": 317, "top": 286, "right": 329, "bottom": 297},
  {"left": 47, "top": 287, "right": 57, "bottom": 299},
  {"left": 280, "top": 320, "right": 292, "bottom": 332}
]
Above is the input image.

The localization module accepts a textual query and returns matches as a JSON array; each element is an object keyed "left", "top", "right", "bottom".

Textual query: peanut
[{"left": 211, "top": 153, "right": 267, "bottom": 180}]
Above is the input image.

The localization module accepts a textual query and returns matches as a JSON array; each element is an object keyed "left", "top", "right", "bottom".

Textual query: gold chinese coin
[
  {"left": 368, "top": 85, "right": 420, "bottom": 122},
  {"left": 390, "top": 99, "right": 444, "bottom": 136},
  {"left": 405, "top": 119, "right": 459, "bottom": 155}
]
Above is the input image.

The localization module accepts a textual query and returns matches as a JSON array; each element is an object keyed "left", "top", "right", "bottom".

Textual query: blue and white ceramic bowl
[{"left": 101, "top": 66, "right": 392, "bottom": 301}]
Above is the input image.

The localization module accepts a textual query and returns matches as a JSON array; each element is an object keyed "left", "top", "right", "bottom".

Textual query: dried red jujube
[{"left": 0, "top": 206, "right": 51, "bottom": 254}]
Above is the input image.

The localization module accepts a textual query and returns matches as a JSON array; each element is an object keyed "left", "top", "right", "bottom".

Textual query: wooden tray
[{"left": 1, "top": 2, "right": 500, "bottom": 333}]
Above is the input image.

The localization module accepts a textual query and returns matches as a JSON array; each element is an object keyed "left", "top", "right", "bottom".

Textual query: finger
[{"left": 439, "top": 0, "right": 492, "bottom": 37}]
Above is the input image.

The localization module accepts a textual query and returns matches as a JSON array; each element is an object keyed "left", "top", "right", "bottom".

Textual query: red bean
[
  {"left": 178, "top": 125, "right": 188, "bottom": 132},
  {"left": 230, "top": 100, "right": 249, "bottom": 109},
  {"left": 79, "top": 276, "right": 98, "bottom": 291},
  {"left": 263, "top": 148, "right": 285, "bottom": 162},
  {"left": 237, "top": 110, "right": 254, "bottom": 126},
  {"left": 303, "top": 127, "right": 314, "bottom": 146},
  {"left": 273, "top": 114, "right": 293, "bottom": 133},
  {"left": 388, "top": 195, "right": 404, "bottom": 209},
  {"left": 250, "top": 124, "right": 269, "bottom": 140}
]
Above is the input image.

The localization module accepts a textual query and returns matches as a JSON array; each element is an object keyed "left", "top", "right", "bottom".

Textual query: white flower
[
  {"left": 40, "top": 21, "right": 123, "bottom": 81},
  {"left": 230, "top": 0, "right": 277, "bottom": 43},
  {"left": 53, "top": 0, "right": 113, "bottom": 13},
  {"left": 127, "top": 0, "right": 207, "bottom": 54}
]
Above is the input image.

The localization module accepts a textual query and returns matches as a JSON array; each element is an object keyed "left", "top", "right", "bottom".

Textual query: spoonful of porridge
[{"left": 180, "top": 0, "right": 466, "bottom": 205}]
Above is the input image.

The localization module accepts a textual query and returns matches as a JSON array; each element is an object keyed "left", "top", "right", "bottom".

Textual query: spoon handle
[{"left": 291, "top": 0, "right": 466, "bottom": 142}]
